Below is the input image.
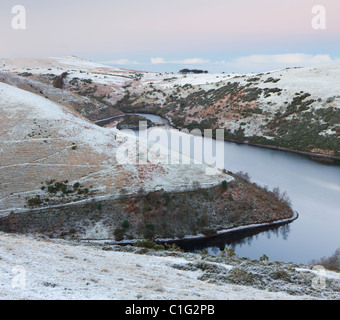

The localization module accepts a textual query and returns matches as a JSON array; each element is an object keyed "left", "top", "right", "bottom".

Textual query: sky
[{"left": 1, "top": 0, "right": 340, "bottom": 73}]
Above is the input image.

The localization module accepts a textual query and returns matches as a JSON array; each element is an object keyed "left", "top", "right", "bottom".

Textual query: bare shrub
[
  {"left": 272, "top": 187, "right": 292, "bottom": 207},
  {"left": 235, "top": 171, "right": 251, "bottom": 182},
  {"left": 311, "top": 248, "right": 340, "bottom": 271}
]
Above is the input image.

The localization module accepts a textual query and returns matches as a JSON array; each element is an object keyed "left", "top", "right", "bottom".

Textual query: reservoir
[{"left": 121, "top": 113, "right": 340, "bottom": 264}]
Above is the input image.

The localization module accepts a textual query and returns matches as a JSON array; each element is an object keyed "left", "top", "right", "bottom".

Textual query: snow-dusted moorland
[
  {"left": 0, "top": 79, "right": 228, "bottom": 215},
  {"left": 1, "top": 232, "right": 339, "bottom": 300},
  {"left": 0, "top": 57, "right": 339, "bottom": 300}
]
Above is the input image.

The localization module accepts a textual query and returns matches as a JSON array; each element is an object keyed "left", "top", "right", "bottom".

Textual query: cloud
[
  {"left": 180, "top": 58, "right": 210, "bottom": 64},
  {"left": 150, "top": 57, "right": 210, "bottom": 65},
  {"left": 100, "top": 53, "right": 340, "bottom": 73},
  {"left": 150, "top": 57, "right": 167, "bottom": 64},
  {"left": 206, "top": 54, "right": 340, "bottom": 73},
  {"left": 235, "top": 54, "right": 333, "bottom": 66}
]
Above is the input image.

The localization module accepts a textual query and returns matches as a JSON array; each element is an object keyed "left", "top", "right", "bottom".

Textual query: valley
[{"left": 0, "top": 56, "right": 339, "bottom": 300}]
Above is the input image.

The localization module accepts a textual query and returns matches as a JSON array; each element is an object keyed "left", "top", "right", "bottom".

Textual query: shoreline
[
  {"left": 118, "top": 110, "right": 340, "bottom": 164},
  {"left": 82, "top": 211, "right": 299, "bottom": 246},
  {"left": 224, "top": 139, "right": 340, "bottom": 164}
]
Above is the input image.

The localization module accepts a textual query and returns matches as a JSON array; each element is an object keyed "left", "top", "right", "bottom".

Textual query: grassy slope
[{"left": 112, "top": 64, "right": 340, "bottom": 160}]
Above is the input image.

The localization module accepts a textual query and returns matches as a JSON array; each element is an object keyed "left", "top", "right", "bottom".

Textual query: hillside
[
  {"left": 3, "top": 56, "right": 338, "bottom": 301},
  {"left": 112, "top": 64, "right": 340, "bottom": 161},
  {"left": 0, "top": 59, "right": 296, "bottom": 242},
  {"left": 8, "top": 57, "right": 336, "bottom": 161},
  {"left": 1, "top": 232, "right": 339, "bottom": 300},
  {"left": 0, "top": 80, "right": 229, "bottom": 216},
  {"left": 0, "top": 57, "right": 127, "bottom": 121}
]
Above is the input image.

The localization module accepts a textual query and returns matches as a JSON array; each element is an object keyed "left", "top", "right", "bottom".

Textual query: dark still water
[{"left": 126, "top": 114, "right": 340, "bottom": 264}]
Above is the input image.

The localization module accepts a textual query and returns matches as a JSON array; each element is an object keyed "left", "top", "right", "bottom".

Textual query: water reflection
[
  {"left": 119, "top": 113, "right": 340, "bottom": 264},
  {"left": 170, "top": 223, "right": 292, "bottom": 257}
]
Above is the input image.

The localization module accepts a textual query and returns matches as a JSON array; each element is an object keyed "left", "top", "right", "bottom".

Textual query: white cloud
[
  {"left": 206, "top": 54, "right": 340, "bottom": 73},
  {"left": 235, "top": 54, "right": 333, "bottom": 66},
  {"left": 148, "top": 54, "right": 338, "bottom": 72},
  {"left": 150, "top": 57, "right": 167, "bottom": 64},
  {"left": 150, "top": 57, "right": 209, "bottom": 65},
  {"left": 180, "top": 58, "right": 210, "bottom": 64},
  {"left": 100, "top": 54, "right": 340, "bottom": 73}
]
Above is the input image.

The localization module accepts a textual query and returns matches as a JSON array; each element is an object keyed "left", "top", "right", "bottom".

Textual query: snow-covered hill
[
  {"left": 1, "top": 57, "right": 339, "bottom": 300},
  {"left": 2, "top": 232, "right": 339, "bottom": 300},
  {"left": 1, "top": 57, "right": 297, "bottom": 243},
  {"left": 112, "top": 62, "right": 340, "bottom": 159},
  {"left": 0, "top": 80, "right": 228, "bottom": 215},
  {"left": 1, "top": 56, "right": 128, "bottom": 77}
]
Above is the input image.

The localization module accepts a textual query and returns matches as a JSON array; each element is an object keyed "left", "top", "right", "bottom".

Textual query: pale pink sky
[{"left": 1, "top": 0, "right": 339, "bottom": 72}]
